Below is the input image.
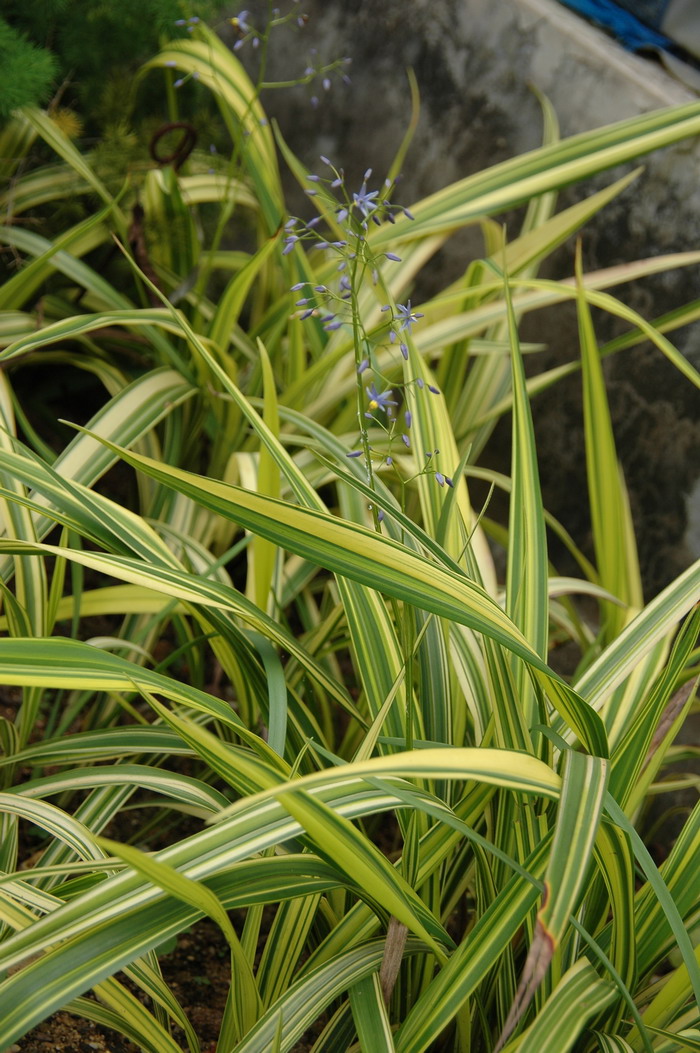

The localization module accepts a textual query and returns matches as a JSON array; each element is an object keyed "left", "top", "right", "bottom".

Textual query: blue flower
[
  {"left": 232, "top": 10, "right": 252, "bottom": 32},
  {"left": 396, "top": 300, "right": 424, "bottom": 331},
  {"left": 353, "top": 187, "right": 378, "bottom": 218},
  {"left": 366, "top": 384, "right": 397, "bottom": 414}
]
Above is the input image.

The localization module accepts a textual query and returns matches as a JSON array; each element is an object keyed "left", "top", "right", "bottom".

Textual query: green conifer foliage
[
  {"left": 1, "top": 2, "right": 226, "bottom": 128},
  {"left": 0, "top": 20, "right": 57, "bottom": 118}
]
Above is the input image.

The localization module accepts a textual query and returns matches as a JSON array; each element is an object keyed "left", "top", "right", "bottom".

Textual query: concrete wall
[{"left": 256, "top": 0, "right": 700, "bottom": 594}]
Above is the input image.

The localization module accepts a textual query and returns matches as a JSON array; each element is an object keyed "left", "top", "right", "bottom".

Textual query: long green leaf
[{"left": 81, "top": 434, "right": 609, "bottom": 756}]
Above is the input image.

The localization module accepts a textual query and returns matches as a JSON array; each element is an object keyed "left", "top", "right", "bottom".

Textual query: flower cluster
[
  {"left": 230, "top": 10, "right": 259, "bottom": 49},
  {"left": 344, "top": 372, "right": 452, "bottom": 492},
  {"left": 303, "top": 50, "right": 352, "bottom": 108},
  {"left": 228, "top": 3, "right": 312, "bottom": 53},
  {"left": 282, "top": 159, "right": 410, "bottom": 269},
  {"left": 283, "top": 155, "right": 452, "bottom": 499},
  {"left": 381, "top": 300, "right": 424, "bottom": 359},
  {"left": 174, "top": 16, "right": 201, "bottom": 32}
]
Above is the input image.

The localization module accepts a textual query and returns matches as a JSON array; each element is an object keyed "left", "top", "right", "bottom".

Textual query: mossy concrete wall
[{"left": 259, "top": 0, "right": 700, "bottom": 593}]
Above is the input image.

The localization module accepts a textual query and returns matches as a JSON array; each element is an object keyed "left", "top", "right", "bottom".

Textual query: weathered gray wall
[{"left": 250, "top": 0, "right": 700, "bottom": 593}]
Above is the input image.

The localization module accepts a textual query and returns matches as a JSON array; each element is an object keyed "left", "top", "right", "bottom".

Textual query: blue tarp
[{"left": 558, "top": 0, "right": 673, "bottom": 51}]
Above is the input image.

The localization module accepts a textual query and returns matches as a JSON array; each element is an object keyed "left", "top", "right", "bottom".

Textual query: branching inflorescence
[{"left": 284, "top": 158, "right": 452, "bottom": 508}]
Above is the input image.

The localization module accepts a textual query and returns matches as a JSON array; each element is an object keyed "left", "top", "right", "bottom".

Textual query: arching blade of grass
[
  {"left": 0, "top": 636, "right": 282, "bottom": 768},
  {"left": 274, "top": 788, "right": 451, "bottom": 958},
  {"left": 11, "top": 764, "right": 229, "bottom": 816},
  {"left": 85, "top": 433, "right": 608, "bottom": 756},
  {"left": 0, "top": 310, "right": 196, "bottom": 360},
  {"left": 0, "top": 753, "right": 560, "bottom": 1048},
  {"left": 0, "top": 538, "right": 361, "bottom": 724},
  {"left": 370, "top": 99, "right": 700, "bottom": 243},
  {"left": 96, "top": 836, "right": 262, "bottom": 1043},
  {"left": 0, "top": 725, "right": 192, "bottom": 768},
  {"left": 556, "top": 559, "right": 699, "bottom": 733},
  {"left": 20, "top": 107, "right": 122, "bottom": 216},
  {"left": 0, "top": 208, "right": 121, "bottom": 312},
  {"left": 0, "top": 748, "right": 561, "bottom": 970}
]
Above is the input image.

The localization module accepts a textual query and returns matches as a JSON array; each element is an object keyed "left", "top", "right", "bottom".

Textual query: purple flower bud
[
  {"left": 310, "top": 96, "right": 319, "bottom": 108},
  {"left": 307, "top": 174, "right": 321, "bottom": 182},
  {"left": 385, "top": 253, "right": 402, "bottom": 262},
  {"left": 435, "top": 472, "right": 445, "bottom": 487},
  {"left": 296, "top": 298, "right": 310, "bottom": 306},
  {"left": 173, "top": 78, "right": 185, "bottom": 88},
  {"left": 377, "top": 509, "right": 385, "bottom": 522},
  {"left": 336, "top": 208, "right": 348, "bottom": 222},
  {"left": 445, "top": 477, "right": 454, "bottom": 487},
  {"left": 323, "top": 78, "right": 331, "bottom": 91},
  {"left": 325, "top": 321, "right": 343, "bottom": 331},
  {"left": 404, "top": 410, "right": 412, "bottom": 429},
  {"left": 347, "top": 450, "right": 363, "bottom": 458},
  {"left": 381, "top": 304, "right": 391, "bottom": 312},
  {"left": 320, "top": 155, "right": 332, "bottom": 165},
  {"left": 428, "top": 385, "right": 440, "bottom": 395},
  {"left": 314, "top": 285, "right": 327, "bottom": 293},
  {"left": 307, "top": 216, "right": 322, "bottom": 228},
  {"left": 402, "top": 434, "right": 410, "bottom": 448},
  {"left": 299, "top": 309, "right": 315, "bottom": 320},
  {"left": 305, "top": 188, "right": 318, "bottom": 196},
  {"left": 290, "top": 282, "right": 306, "bottom": 291},
  {"left": 400, "top": 343, "right": 408, "bottom": 360},
  {"left": 364, "top": 168, "right": 373, "bottom": 180},
  {"left": 358, "top": 359, "right": 369, "bottom": 374},
  {"left": 386, "top": 456, "right": 393, "bottom": 466},
  {"left": 403, "top": 208, "right": 415, "bottom": 220},
  {"left": 416, "top": 378, "right": 424, "bottom": 389}
]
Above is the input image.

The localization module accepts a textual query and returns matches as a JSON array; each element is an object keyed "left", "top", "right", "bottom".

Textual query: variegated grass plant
[{"left": 0, "top": 17, "right": 699, "bottom": 1052}]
